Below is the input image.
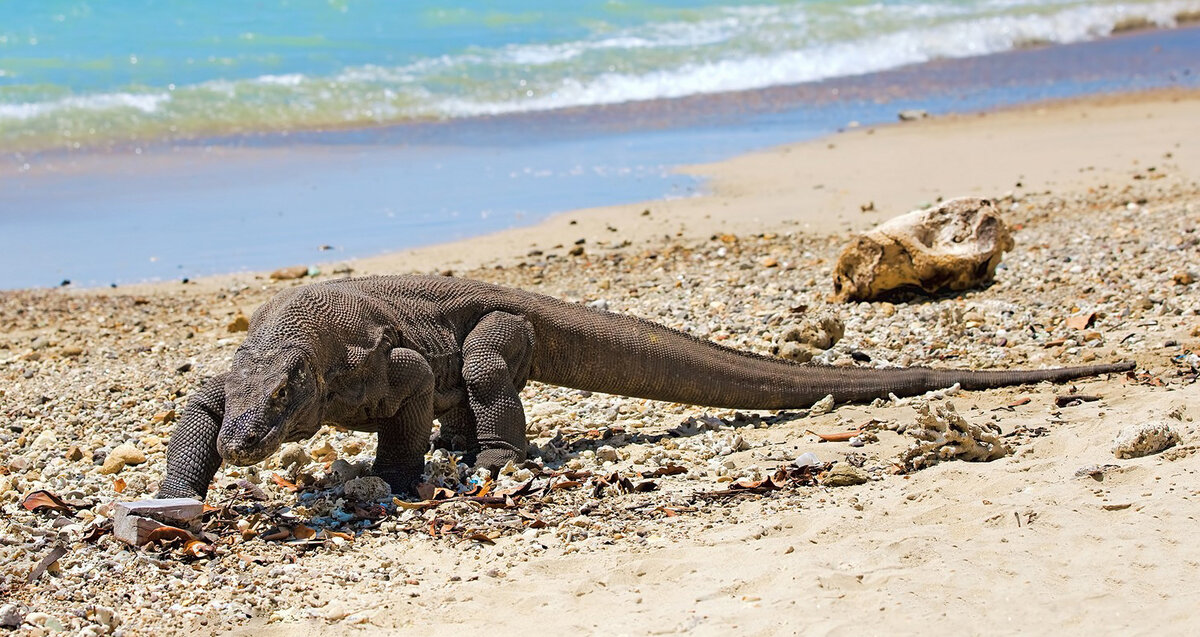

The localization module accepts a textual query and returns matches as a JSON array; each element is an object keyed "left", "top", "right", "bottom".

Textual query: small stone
[
  {"left": 0, "top": 603, "right": 26, "bottom": 628},
  {"left": 23, "top": 612, "right": 63, "bottom": 632},
  {"left": 773, "top": 316, "right": 844, "bottom": 363},
  {"left": 898, "top": 109, "right": 928, "bottom": 121},
  {"left": 60, "top": 345, "right": 84, "bottom": 357},
  {"left": 1064, "top": 312, "right": 1095, "bottom": 330},
  {"left": 1112, "top": 421, "right": 1180, "bottom": 459},
  {"left": 279, "top": 444, "right": 309, "bottom": 470},
  {"left": 99, "top": 443, "right": 146, "bottom": 475},
  {"left": 821, "top": 465, "right": 869, "bottom": 487},
  {"left": 87, "top": 604, "right": 117, "bottom": 628},
  {"left": 30, "top": 429, "right": 57, "bottom": 450},
  {"left": 65, "top": 445, "right": 87, "bottom": 462},
  {"left": 227, "top": 312, "right": 250, "bottom": 333},
  {"left": 1174, "top": 271, "right": 1195, "bottom": 285},
  {"left": 343, "top": 476, "right": 391, "bottom": 501},
  {"left": 568, "top": 245, "right": 585, "bottom": 257},
  {"left": 270, "top": 265, "right": 309, "bottom": 280},
  {"left": 310, "top": 441, "right": 337, "bottom": 462},
  {"left": 326, "top": 459, "right": 361, "bottom": 485},
  {"left": 761, "top": 257, "right": 779, "bottom": 268},
  {"left": 810, "top": 394, "right": 835, "bottom": 417},
  {"left": 595, "top": 445, "right": 620, "bottom": 463},
  {"left": 341, "top": 439, "right": 366, "bottom": 456},
  {"left": 152, "top": 409, "right": 176, "bottom": 424}
]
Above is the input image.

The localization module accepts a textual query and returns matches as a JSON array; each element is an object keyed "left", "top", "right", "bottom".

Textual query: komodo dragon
[{"left": 157, "top": 275, "right": 1133, "bottom": 499}]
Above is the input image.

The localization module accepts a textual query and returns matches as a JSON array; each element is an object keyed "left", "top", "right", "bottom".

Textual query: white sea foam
[
  {"left": 0, "top": 91, "right": 170, "bottom": 121},
  {"left": 436, "top": 0, "right": 1200, "bottom": 117}
]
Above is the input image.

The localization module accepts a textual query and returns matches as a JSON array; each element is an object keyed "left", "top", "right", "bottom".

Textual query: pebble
[
  {"left": 99, "top": 443, "right": 146, "bottom": 475},
  {"left": 342, "top": 476, "right": 391, "bottom": 502},
  {"left": 341, "top": 439, "right": 366, "bottom": 456},
  {"left": 0, "top": 603, "right": 26, "bottom": 628},
  {"left": 326, "top": 459, "right": 362, "bottom": 485},
  {"left": 1112, "top": 421, "right": 1180, "bottom": 459},
  {"left": 278, "top": 444, "right": 310, "bottom": 470},
  {"left": 270, "top": 265, "right": 310, "bottom": 280},
  {"left": 310, "top": 441, "right": 337, "bottom": 462},
  {"left": 595, "top": 445, "right": 620, "bottom": 463},
  {"left": 227, "top": 312, "right": 250, "bottom": 333},
  {"left": 809, "top": 394, "right": 835, "bottom": 416},
  {"left": 821, "top": 465, "right": 869, "bottom": 487}
]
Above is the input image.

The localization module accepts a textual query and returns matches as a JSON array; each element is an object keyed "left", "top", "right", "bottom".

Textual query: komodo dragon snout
[{"left": 217, "top": 346, "right": 320, "bottom": 466}]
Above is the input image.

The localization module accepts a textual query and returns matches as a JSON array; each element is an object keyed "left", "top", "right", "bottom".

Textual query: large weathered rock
[{"left": 832, "top": 197, "right": 1014, "bottom": 302}]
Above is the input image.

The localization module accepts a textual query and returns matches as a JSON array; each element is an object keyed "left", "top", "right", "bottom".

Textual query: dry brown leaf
[
  {"left": 416, "top": 483, "right": 456, "bottom": 501},
  {"left": 112, "top": 478, "right": 127, "bottom": 494},
  {"left": 292, "top": 525, "right": 317, "bottom": 540},
  {"left": 1065, "top": 312, "right": 1096, "bottom": 330},
  {"left": 464, "top": 532, "right": 495, "bottom": 545},
  {"left": 260, "top": 527, "right": 291, "bottom": 542},
  {"left": 393, "top": 497, "right": 436, "bottom": 510},
  {"left": 494, "top": 478, "right": 537, "bottom": 498},
  {"left": 144, "top": 525, "right": 199, "bottom": 546},
  {"left": 271, "top": 474, "right": 299, "bottom": 492},
  {"left": 642, "top": 465, "right": 687, "bottom": 478},
  {"left": 21, "top": 490, "right": 77, "bottom": 513}
]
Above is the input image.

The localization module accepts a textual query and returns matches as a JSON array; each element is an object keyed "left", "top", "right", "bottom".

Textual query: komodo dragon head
[{"left": 216, "top": 344, "right": 322, "bottom": 465}]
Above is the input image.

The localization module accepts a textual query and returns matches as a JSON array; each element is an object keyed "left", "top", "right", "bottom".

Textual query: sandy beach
[{"left": 2, "top": 88, "right": 1199, "bottom": 636}]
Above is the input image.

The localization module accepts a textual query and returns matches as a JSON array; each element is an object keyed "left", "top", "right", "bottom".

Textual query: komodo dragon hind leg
[
  {"left": 373, "top": 348, "right": 436, "bottom": 494},
  {"left": 462, "top": 311, "right": 535, "bottom": 474}
]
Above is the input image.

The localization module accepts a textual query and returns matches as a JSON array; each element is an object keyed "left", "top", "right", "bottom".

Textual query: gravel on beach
[{"left": 1, "top": 171, "right": 1198, "bottom": 635}]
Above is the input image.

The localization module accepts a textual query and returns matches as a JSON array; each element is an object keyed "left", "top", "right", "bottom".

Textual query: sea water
[{"left": 3, "top": 0, "right": 1199, "bottom": 153}]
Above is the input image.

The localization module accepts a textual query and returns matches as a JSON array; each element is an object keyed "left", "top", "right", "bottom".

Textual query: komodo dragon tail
[{"left": 520, "top": 297, "right": 1134, "bottom": 410}]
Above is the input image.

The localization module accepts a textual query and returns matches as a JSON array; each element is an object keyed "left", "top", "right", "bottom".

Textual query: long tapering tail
[{"left": 515, "top": 294, "right": 1133, "bottom": 409}]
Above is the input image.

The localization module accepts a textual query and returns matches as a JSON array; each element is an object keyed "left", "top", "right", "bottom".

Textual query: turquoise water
[{"left": 3, "top": 0, "right": 1199, "bottom": 151}]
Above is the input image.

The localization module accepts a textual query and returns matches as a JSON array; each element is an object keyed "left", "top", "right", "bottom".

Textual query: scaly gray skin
[{"left": 157, "top": 275, "right": 1134, "bottom": 500}]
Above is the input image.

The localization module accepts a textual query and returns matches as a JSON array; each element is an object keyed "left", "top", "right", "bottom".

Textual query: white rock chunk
[{"left": 832, "top": 197, "right": 1014, "bottom": 302}]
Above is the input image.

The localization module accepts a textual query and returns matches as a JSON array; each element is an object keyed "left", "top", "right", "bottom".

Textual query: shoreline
[
  {"left": 3, "top": 25, "right": 1199, "bottom": 290},
  {"left": 81, "top": 84, "right": 1200, "bottom": 299}
]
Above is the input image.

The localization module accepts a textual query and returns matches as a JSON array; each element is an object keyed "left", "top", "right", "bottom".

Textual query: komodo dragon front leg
[
  {"left": 461, "top": 312, "right": 535, "bottom": 472},
  {"left": 370, "top": 347, "right": 436, "bottom": 494},
  {"left": 159, "top": 372, "right": 227, "bottom": 499}
]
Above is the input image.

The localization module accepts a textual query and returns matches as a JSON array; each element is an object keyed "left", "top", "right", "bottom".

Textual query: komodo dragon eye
[{"left": 273, "top": 385, "right": 289, "bottom": 402}]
